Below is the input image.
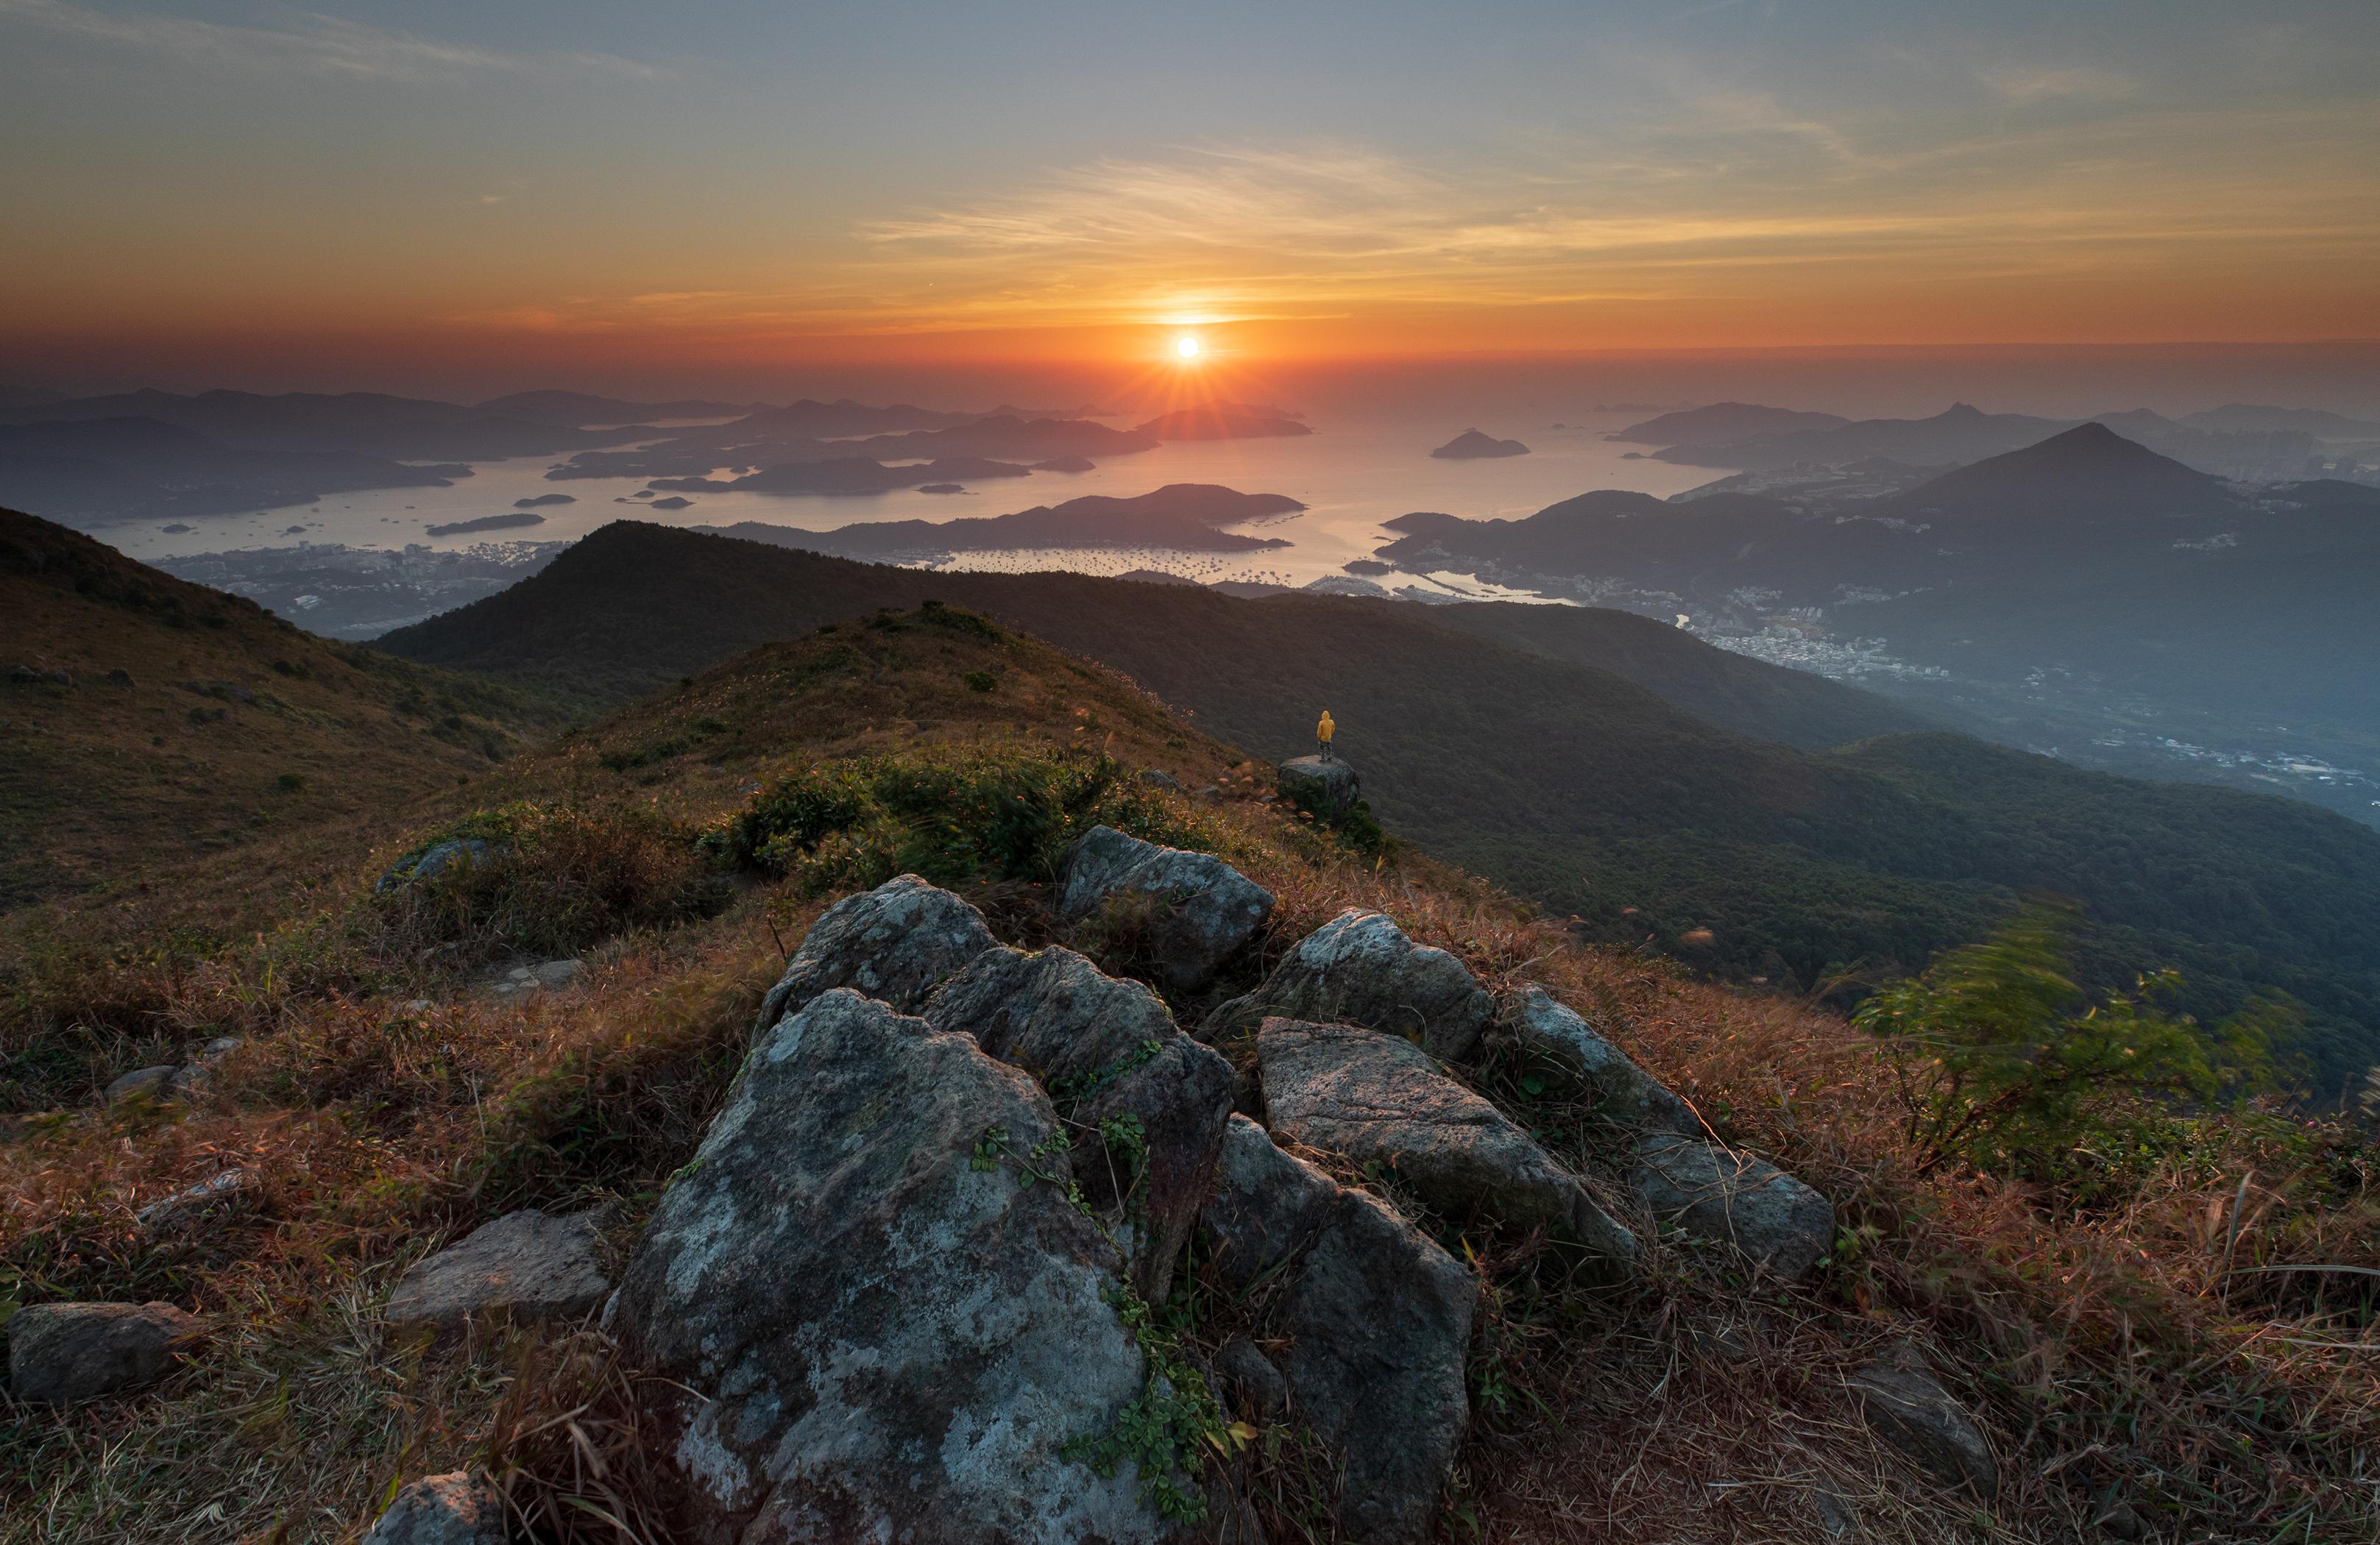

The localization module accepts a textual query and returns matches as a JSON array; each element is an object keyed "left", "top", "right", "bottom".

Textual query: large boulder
[
  {"left": 1506, "top": 988, "right": 1698, "bottom": 1135},
  {"left": 1197, "top": 1112, "right": 1339, "bottom": 1290},
  {"left": 927, "top": 945, "right": 1234, "bottom": 1301},
  {"left": 1849, "top": 1347, "right": 1998, "bottom": 1501},
  {"left": 752, "top": 873, "right": 999, "bottom": 1034},
  {"left": 378, "top": 837, "right": 499, "bottom": 895},
  {"left": 1195, "top": 1115, "right": 1475, "bottom": 1543},
  {"left": 1634, "top": 1131, "right": 1835, "bottom": 1282},
  {"left": 1259, "top": 1019, "right": 1636, "bottom": 1267},
  {"left": 1208, "top": 909, "right": 1491, "bottom": 1062},
  {"left": 609, "top": 989, "right": 1179, "bottom": 1545},
  {"left": 386, "top": 1209, "right": 611, "bottom": 1335},
  {"left": 8, "top": 1301, "right": 203, "bottom": 1405},
  {"left": 1284, "top": 1187, "right": 1476, "bottom": 1544},
  {"left": 1277, "top": 756, "right": 1360, "bottom": 813},
  {"left": 1055, "top": 825, "right": 1275, "bottom": 991},
  {"left": 360, "top": 1472, "right": 510, "bottom": 1545}
]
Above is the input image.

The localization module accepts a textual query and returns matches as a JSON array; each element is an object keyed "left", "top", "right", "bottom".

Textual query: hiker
[{"left": 1317, "top": 708, "right": 1336, "bottom": 761}]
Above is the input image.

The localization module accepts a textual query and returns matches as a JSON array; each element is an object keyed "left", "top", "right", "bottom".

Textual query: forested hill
[{"left": 378, "top": 519, "right": 2380, "bottom": 1076}]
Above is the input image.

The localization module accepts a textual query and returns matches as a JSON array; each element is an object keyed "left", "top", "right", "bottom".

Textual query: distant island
[
  {"left": 695, "top": 483, "right": 1305, "bottom": 559},
  {"left": 651, "top": 456, "right": 1035, "bottom": 497},
  {"left": 1031, "top": 455, "right": 1096, "bottom": 473},
  {"left": 647, "top": 496, "right": 694, "bottom": 510},
  {"left": 513, "top": 492, "right": 577, "bottom": 508},
  {"left": 918, "top": 483, "right": 964, "bottom": 494},
  {"left": 425, "top": 511, "right": 545, "bottom": 536},
  {"left": 1134, "top": 408, "right": 1311, "bottom": 441},
  {"left": 1610, "top": 402, "right": 1851, "bottom": 445},
  {"left": 1430, "top": 429, "right": 1530, "bottom": 459}
]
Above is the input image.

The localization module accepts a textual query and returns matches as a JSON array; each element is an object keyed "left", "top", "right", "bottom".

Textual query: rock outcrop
[
  {"left": 927, "top": 945, "right": 1233, "bottom": 1301},
  {"left": 1506, "top": 988, "right": 1698, "bottom": 1134},
  {"left": 1199, "top": 1112, "right": 1339, "bottom": 1289},
  {"left": 1849, "top": 1347, "right": 1998, "bottom": 1501},
  {"left": 1259, "top": 1018, "right": 1637, "bottom": 1266},
  {"left": 7, "top": 1301, "right": 202, "bottom": 1405},
  {"left": 378, "top": 837, "right": 498, "bottom": 894},
  {"left": 1634, "top": 1131, "right": 1835, "bottom": 1282},
  {"left": 1276, "top": 756, "right": 1360, "bottom": 813},
  {"left": 752, "top": 873, "right": 999, "bottom": 1034},
  {"left": 1429, "top": 429, "right": 1531, "bottom": 459},
  {"left": 360, "top": 1472, "right": 511, "bottom": 1545},
  {"left": 1211, "top": 909, "right": 1491, "bottom": 1061},
  {"left": 386, "top": 1209, "right": 611, "bottom": 1335},
  {"left": 104, "top": 1065, "right": 180, "bottom": 1104},
  {"left": 1284, "top": 1187, "right": 1476, "bottom": 1544},
  {"left": 1194, "top": 1114, "right": 1475, "bottom": 1544},
  {"left": 608, "top": 989, "right": 1177, "bottom": 1544},
  {"left": 1055, "top": 825, "right": 1274, "bottom": 991}
]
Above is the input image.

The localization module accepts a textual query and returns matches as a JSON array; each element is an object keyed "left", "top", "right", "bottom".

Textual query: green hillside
[{"left": 379, "top": 520, "right": 2380, "bottom": 1077}]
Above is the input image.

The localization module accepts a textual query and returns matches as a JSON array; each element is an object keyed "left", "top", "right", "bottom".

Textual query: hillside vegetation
[
  {"left": 4, "top": 605, "right": 2375, "bottom": 1544},
  {"left": 378, "top": 520, "right": 2380, "bottom": 1078},
  {"left": 0, "top": 507, "right": 564, "bottom": 906}
]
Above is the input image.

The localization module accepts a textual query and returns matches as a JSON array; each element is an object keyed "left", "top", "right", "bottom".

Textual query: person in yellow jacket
[{"left": 1316, "top": 708, "right": 1336, "bottom": 761}]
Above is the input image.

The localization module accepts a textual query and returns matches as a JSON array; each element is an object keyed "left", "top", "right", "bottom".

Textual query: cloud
[{"left": 0, "top": 0, "right": 664, "bottom": 84}]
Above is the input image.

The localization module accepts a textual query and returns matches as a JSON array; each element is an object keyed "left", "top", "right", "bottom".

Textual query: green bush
[
  {"left": 707, "top": 747, "right": 1208, "bottom": 894},
  {"left": 1853, "top": 900, "right": 2288, "bottom": 1190},
  {"left": 380, "top": 802, "right": 724, "bottom": 961}
]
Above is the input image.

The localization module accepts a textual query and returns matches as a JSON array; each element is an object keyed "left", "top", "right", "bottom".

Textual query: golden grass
[{"left": 5, "top": 609, "right": 2375, "bottom": 1543}]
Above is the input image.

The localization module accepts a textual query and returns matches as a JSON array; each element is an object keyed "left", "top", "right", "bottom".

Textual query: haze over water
[{"left": 116, "top": 409, "right": 1715, "bottom": 592}]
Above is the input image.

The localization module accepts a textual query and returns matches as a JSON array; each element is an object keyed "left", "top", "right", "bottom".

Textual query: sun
[{"left": 1174, "top": 333, "right": 1202, "bottom": 360}]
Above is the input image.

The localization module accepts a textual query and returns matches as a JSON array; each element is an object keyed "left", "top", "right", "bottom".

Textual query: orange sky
[{"left": 4, "top": 2, "right": 2376, "bottom": 388}]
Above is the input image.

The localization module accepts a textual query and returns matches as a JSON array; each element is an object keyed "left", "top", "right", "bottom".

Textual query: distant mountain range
[
  {"left": 1374, "top": 425, "right": 2380, "bottom": 826},
  {"left": 1630, "top": 399, "right": 2374, "bottom": 483},
  {"left": 372, "top": 514, "right": 2380, "bottom": 1079}
]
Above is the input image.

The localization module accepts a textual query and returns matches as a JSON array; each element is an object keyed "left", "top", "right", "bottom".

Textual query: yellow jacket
[{"left": 1317, "top": 711, "right": 1335, "bottom": 742}]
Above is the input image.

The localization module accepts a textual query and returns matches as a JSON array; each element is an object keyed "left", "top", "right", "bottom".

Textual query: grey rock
[
  {"left": 7, "top": 1301, "right": 202, "bottom": 1405},
  {"left": 1634, "top": 1131, "right": 1835, "bottom": 1282},
  {"left": 1137, "top": 768, "right": 1180, "bottom": 790},
  {"left": 138, "top": 1168, "right": 261, "bottom": 1233},
  {"left": 1284, "top": 1187, "right": 1475, "bottom": 1544},
  {"left": 927, "top": 945, "right": 1233, "bottom": 1303},
  {"left": 166, "top": 1037, "right": 244, "bottom": 1098},
  {"left": 1211, "top": 909, "right": 1491, "bottom": 1062},
  {"left": 753, "top": 873, "right": 998, "bottom": 1035},
  {"left": 531, "top": 959, "right": 586, "bottom": 989},
  {"left": 1212, "top": 1336, "right": 1286, "bottom": 1418},
  {"left": 609, "top": 989, "right": 1175, "bottom": 1544},
  {"left": 1198, "top": 1113, "right": 1339, "bottom": 1289},
  {"left": 1506, "top": 988, "right": 1698, "bottom": 1135},
  {"left": 386, "top": 1209, "right": 610, "bottom": 1334},
  {"left": 104, "top": 667, "right": 135, "bottom": 688},
  {"left": 1848, "top": 1346, "right": 1997, "bottom": 1501},
  {"left": 1277, "top": 755, "right": 1360, "bottom": 811},
  {"left": 360, "top": 1472, "right": 510, "bottom": 1545},
  {"left": 378, "top": 837, "right": 498, "bottom": 894},
  {"left": 1055, "top": 825, "right": 1275, "bottom": 991},
  {"left": 105, "top": 1065, "right": 181, "bottom": 1105},
  {"left": 1259, "top": 1019, "right": 1637, "bottom": 1267}
]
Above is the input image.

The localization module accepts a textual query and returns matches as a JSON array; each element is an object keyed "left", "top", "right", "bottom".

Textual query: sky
[{"left": 4, "top": 0, "right": 2377, "bottom": 399}]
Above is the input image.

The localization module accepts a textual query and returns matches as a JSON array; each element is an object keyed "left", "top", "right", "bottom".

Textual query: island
[
  {"left": 1136, "top": 408, "right": 1311, "bottom": 441},
  {"left": 514, "top": 493, "right": 578, "bottom": 508},
  {"left": 1430, "top": 429, "right": 1531, "bottom": 460},
  {"left": 647, "top": 496, "right": 694, "bottom": 510},
  {"left": 424, "top": 511, "right": 546, "bottom": 537},
  {"left": 918, "top": 483, "right": 965, "bottom": 494},
  {"left": 650, "top": 456, "right": 1035, "bottom": 497},
  {"left": 695, "top": 483, "right": 1305, "bottom": 560}
]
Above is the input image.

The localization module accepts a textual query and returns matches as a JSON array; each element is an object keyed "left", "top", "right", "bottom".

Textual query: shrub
[
  {"left": 378, "top": 803, "right": 725, "bottom": 962},
  {"left": 1853, "top": 900, "right": 2285, "bottom": 1187},
  {"left": 706, "top": 747, "right": 1208, "bottom": 894},
  {"left": 962, "top": 670, "right": 999, "bottom": 693}
]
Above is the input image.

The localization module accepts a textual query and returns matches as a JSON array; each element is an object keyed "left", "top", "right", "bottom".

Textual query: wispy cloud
[{"left": 0, "top": 0, "right": 665, "bottom": 84}]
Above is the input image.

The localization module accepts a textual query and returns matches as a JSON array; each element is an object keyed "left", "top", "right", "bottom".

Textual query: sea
[{"left": 113, "top": 411, "right": 1715, "bottom": 599}]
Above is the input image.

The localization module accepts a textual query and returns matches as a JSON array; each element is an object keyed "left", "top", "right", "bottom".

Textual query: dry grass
[{"left": 7, "top": 619, "right": 2376, "bottom": 1542}]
